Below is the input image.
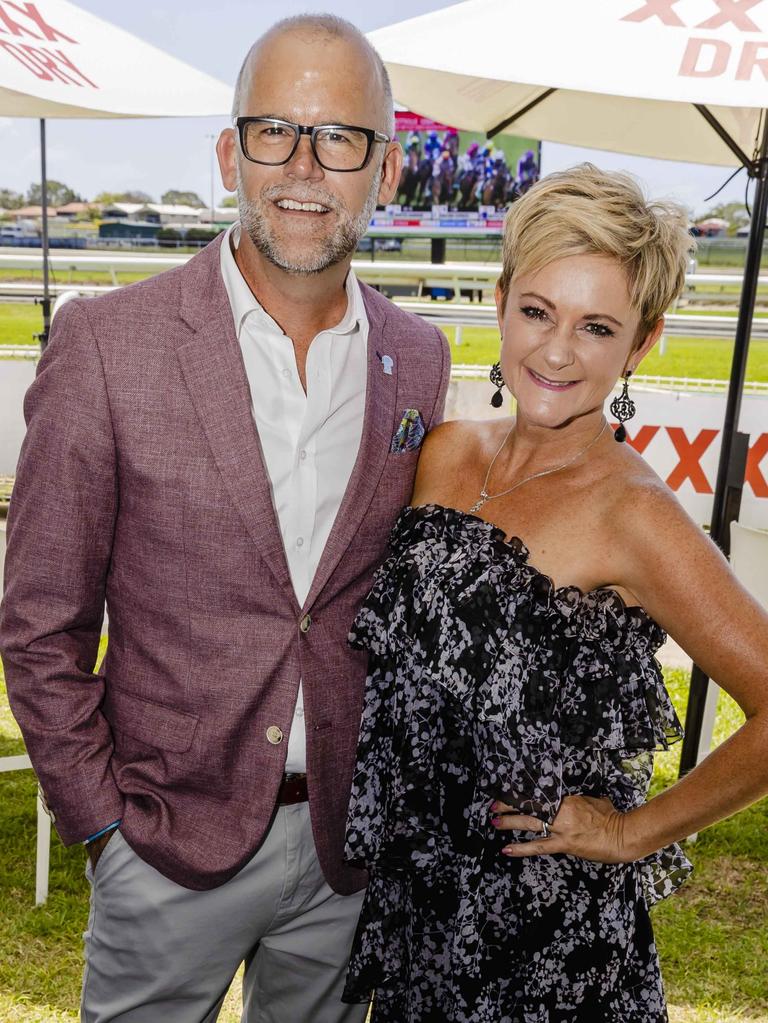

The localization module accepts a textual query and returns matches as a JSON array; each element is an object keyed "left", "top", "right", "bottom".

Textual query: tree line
[{"left": 0, "top": 184, "right": 238, "bottom": 210}]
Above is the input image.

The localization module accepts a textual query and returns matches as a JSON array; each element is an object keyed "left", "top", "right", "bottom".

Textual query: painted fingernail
[{"left": 490, "top": 817, "right": 502, "bottom": 827}]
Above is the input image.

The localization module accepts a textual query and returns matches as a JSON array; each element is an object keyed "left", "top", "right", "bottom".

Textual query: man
[{"left": 0, "top": 15, "right": 449, "bottom": 1022}]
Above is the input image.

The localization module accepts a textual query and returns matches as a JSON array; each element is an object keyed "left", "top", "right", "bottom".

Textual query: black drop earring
[
  {"left": 490, "top": 362, "right": 505, "bottom": 408},
  {"left": 610, "top": 370, "right": 636, "bottom": 442}
]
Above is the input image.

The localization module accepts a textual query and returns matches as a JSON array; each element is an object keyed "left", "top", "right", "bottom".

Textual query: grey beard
[{"left": 236, "top": 170, "right": 381, "bottom": 275}]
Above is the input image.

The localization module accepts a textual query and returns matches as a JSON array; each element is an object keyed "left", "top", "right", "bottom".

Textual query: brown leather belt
[{"left": 277, "top": 773, "right": 308, "bottom": 805}]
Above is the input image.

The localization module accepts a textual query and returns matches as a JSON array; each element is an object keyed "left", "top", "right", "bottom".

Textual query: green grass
[
  {"left": 1, "top": 655, "right": 766, "bottom": 1021},
  {"left": 0, "top": 304, "right": 42, "bottom": 346},
  {"left": 445, "top": 326, "right": 768, "bottom": 382},
  {"left": 4, "top": 303, "right": 768, "bottom": 384}
]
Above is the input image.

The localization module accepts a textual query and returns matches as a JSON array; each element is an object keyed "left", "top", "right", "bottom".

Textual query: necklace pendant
[{"left": 468, "top": 493, "right": 488, "bottom": 514}]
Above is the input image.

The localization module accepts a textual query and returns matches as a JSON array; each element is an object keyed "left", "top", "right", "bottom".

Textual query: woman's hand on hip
[{"left": 491, "top": 795, "right": 640, "bottom": 863}]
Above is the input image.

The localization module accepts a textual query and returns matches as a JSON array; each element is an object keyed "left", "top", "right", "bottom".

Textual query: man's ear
[
  {"left": 217, "top": 128, "right": 239, "bottom": 193},
  {"left": 377, "top": 142, "right": 404, "bottom": 205}
]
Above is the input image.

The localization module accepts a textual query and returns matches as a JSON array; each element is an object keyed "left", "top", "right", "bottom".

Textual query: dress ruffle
[{"left": 344, "top": 504, "right": 691, "bottom": 1021}]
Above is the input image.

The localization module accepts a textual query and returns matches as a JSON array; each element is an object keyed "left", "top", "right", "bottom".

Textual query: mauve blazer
[{"left": 0, "top": 234, "right": 450, "bottom": 892}]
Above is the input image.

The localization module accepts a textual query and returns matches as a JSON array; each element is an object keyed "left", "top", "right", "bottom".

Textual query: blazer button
[
  {"left": 299, "top": 614, "right": 311, "bottom": 634},
  {"left": 266, "top": 725, "right": 284, "bottom": 745}
]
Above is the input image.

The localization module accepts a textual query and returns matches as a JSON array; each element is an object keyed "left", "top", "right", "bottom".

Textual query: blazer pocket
[{"left": 103, "top": 685, "right": 199, "bottom": 754}]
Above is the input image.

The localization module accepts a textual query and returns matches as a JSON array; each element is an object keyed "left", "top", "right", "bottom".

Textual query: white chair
[
  {"left": 688, "top": 521, "right": 768, "bottom": 775},
  {"left": 730, "top": 521, "right": 768, "bottom": 610},
  {"left": 0, "top": 755, "right": 51, "bottom": 905},
  {"left": 1, "top": 522, "right": 51, "bottom": 905}
]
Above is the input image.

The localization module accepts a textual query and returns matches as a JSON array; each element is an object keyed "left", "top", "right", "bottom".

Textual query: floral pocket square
[{"left": 390, "top": 409, "right": 425, "bottom": 453}]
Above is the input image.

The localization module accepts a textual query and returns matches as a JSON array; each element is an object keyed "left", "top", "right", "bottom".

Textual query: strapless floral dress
[{"left": 342, "top": 504, "right": 692, "bottom": 1023}]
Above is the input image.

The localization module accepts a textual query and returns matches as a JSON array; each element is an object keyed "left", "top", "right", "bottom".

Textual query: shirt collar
[{"left": 220, "top": 221, "right": 364, "bottom": 340}]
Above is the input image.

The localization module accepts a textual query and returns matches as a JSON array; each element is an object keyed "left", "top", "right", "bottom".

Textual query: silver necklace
[{"left": 468, "top": 419, "right": 609, "bottom": 515}]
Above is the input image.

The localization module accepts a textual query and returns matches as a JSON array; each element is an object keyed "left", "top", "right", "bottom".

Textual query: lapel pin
[{"left": 376, "top": 351, "right": 394, "bottom": 376}]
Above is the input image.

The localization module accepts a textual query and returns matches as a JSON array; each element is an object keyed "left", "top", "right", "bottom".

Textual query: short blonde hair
[{"left": 498, "top": 164, "right": 694, "bottom": 342}]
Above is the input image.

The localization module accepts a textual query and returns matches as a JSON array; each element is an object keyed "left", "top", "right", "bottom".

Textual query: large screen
[{"left": 392, "top": 112, "right": 539, "bottom": 212}]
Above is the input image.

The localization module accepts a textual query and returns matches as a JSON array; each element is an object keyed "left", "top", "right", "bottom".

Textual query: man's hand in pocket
[{"left": 86, "top": 829, "right": 116, "bottom": 871}]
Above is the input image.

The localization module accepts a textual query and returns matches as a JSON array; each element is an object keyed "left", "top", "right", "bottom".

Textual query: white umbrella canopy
[
  {"left": 369, "top": 0, "right": 768, "bottom": 166},
  {"left": 0, "top": 0, "right": 232, "bottom": 349},
  {"left": 371, "top": 0, "right": 768, "bottom": 772},
  {"left": 0, "top": 0, "right": 232, "bottom": 117}
]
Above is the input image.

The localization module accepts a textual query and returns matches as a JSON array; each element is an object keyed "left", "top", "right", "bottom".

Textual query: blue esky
[{"left": 0, "top": 0, "right": 752, "bottom": 216}]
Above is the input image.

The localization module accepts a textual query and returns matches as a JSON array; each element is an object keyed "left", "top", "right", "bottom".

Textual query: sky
[{"left": 0, "top": 0, "right": 755, "bottom": 216}]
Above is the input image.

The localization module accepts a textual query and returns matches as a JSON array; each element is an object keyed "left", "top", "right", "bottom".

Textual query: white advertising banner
[{"left": 613, "top": 386, "right": 768, "bottom": 528}]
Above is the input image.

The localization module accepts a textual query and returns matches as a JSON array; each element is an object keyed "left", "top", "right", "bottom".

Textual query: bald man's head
[{"left": 231, "top": 14, "right": 394, "bottom": 135}]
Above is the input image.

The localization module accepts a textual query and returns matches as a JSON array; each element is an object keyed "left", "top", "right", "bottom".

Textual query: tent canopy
[
  {"left": 0, "top": 0, "right": 232, "bottom": 117},
  {"left": 369, "top": 0, "right": 768, "bottom": 165}
]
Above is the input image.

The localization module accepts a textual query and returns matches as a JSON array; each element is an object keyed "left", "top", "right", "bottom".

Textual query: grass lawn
[
  {"left": 445, "top": 326, "right": 768, "bottom": 383},
  {"left": 3, "top": 300, "right": 768, "bottom": 384},
  {"left": 1, "top": 652, "right": 766, "bottom": 1022},
  {"left": 0, "top": 304, "right": 42, "bottom": 346}
]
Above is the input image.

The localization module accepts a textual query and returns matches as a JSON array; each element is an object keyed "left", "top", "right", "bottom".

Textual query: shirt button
[
  {"left": 296, "top": 537, "right": 304, "bottom": 548},
  {"left": 282, "top": 368, "right": 291, "bottom": 379},
  {"left": 266, "top": 725, "right": 283, "bottom": 745},
  {"left": 299, "top": 449, "right": 307, "bottom": 461},
  {"left": 300, "top": 614, "right": 311, "bottom": 633}
]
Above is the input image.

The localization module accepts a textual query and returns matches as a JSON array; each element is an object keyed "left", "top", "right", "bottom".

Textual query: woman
[{"left": 341, "top": 165, "right": 768, "bottom": 1022}]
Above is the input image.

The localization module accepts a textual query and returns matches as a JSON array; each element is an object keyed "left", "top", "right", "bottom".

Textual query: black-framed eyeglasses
[{"left": 235, "top": 117, "right": 391, "bottom": 172}]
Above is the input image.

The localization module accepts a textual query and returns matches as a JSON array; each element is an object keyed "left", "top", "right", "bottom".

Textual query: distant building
[
  {"left": 197, "top": 206, "right": 238, "bottom": 225},
  {"left": 139, "top": 203, "right": 204, "bottom": 225},
  {"left": 11, "top": 206, "right": 58, "bottom": 221},
  {"left": 99, "top": 220, "right": 160, "bottom": 241},
  {"left": 56, "top": 201, "right": 99, "bottom": 220},
  {"left": 100, "top": 202, "right": 146, "bottom": 220},
  {"left": 100, "top": 202, "right": 207, "bottom": 227}
]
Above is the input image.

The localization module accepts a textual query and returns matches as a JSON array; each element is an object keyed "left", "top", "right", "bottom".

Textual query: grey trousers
[{"left": 80, "top": 804, "right": 369, "bottom": 1023}]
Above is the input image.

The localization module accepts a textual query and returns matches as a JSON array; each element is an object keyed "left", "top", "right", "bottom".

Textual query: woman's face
[{"left": 496, "top": 253, "right": 660, "bottom": 430}]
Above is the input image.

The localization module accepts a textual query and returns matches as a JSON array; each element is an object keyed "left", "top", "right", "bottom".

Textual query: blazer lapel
[
  {"left": 176, "top": 238, "right": 296, "bottom": 602},
  {"left": 304, "top": 290, "right": 397, "bottom": 610}
]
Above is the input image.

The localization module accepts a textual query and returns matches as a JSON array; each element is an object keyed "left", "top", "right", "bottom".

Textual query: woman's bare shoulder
[
  {"left": 597, "top": 439, "right": 704, "bottom": 555},
  {"left": 424, "top": 417, "right": 508, "bottom": 450},
  {"left": 413, "top": 417, "right": 511, "bottom": 505}
]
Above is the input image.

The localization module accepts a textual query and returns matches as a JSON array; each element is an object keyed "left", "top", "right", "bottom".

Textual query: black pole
[
  {"left": 678, "top": 111, "right": 768, "bottom": 776},
  {"left": 39, "top": 118, "right": 52, "bottom": 352},
  {"left": 709, "top": 120, "right": 768, "bottom": 548}
]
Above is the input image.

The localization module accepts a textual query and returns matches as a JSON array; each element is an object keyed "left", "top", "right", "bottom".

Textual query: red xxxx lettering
[
  {"left": 665, "top": 428, "right": 718, "bottom": 493},
  {"left": 622, "top": 0, "right": 686, "bottom": 27},
  {"left": 697, "top": 0, "right": 762, "bottom": 31},
  {"left": 0, "top": 1, "right": 77, "bottom": 43},
  {"left": 745, "top": 433, "right": 768, "bottom": 497},
  {"left": 613, "top": 424, "right": 660, "bottom": 453}
]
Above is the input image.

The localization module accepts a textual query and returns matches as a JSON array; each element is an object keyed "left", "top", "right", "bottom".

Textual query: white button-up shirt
[{"left": 220, "top": 223, "right": 368, "bottom": 772}]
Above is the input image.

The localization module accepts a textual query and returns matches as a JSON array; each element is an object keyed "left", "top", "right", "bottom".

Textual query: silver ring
[{"left": 540, "top": 820, "right": 551, "bottom": 839}]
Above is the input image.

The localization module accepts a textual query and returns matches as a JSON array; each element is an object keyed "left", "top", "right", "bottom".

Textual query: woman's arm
[{"left": 496, "top": 481, "right": 768, "bottom": 862}]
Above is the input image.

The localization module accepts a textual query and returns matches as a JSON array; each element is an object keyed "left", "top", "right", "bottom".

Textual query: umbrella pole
[
  {"left": 678, "top": 110, "right": 768, "bottom": 777},
  {"left": 39, "top": 117, "right": 51, "bottom": 352}
]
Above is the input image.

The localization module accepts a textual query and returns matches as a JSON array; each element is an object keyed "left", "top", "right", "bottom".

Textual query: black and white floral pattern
[{"left": 343, "top": 504, "right": 692, "bottom": 1023}]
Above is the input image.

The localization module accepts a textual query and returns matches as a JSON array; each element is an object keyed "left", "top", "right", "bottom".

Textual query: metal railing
[
  {"left": 3, "top": 250, "right": 768, "bottom": 289},
  {"left": 3, "top": 255, "right": 768, "bottom": 347}
]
